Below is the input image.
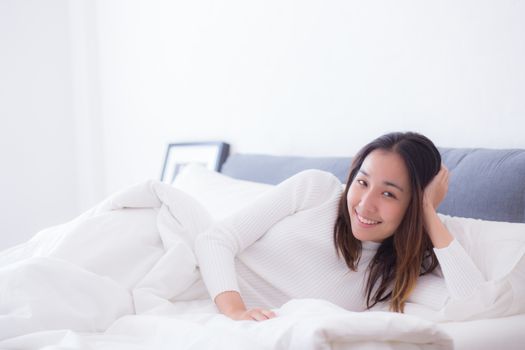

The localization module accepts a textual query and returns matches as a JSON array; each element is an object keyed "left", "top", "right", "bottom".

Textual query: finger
[
  {"left": 443, "top": 169, "right": 450, "bottom": 183},
  {"left": 260, "top": 309, "right": 277, "bottom": 319},
  {"left": 246, "top": 308, "right": 265, "bottom": 321},
  {"left": 250, "top": 311, "right": 269, "bottom": 321},
  {"left": 438, "top": 167, "right": 448, "bottom": 181},
  {"left": 443, "top": 165, "right": 450, "bottom": 178}
]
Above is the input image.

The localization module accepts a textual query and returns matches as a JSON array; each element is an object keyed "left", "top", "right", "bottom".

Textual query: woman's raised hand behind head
[{"left": 423, "top": 165, "right": 449, "bottom": 210}]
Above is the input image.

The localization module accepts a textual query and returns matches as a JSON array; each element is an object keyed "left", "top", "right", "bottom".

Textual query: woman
[{"left": 194, "top": 132, "right": 485, "bottom": 321}]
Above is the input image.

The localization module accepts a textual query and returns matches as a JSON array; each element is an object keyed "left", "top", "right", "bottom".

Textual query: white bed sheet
[{"left": 440, "top": 313, "right": 525, "bottom": 350}]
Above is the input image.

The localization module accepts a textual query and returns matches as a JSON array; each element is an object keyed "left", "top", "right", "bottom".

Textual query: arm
[
  {"left": 422, "top": 166, "right": 485, "bottom": 299},
  {"left": 194, "top": 170, "right": 342, "bottom": 320}
]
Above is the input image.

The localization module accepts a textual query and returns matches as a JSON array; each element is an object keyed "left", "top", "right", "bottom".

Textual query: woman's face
[{"left": 347, "top": 150, "right": 412, "bottom": 243}]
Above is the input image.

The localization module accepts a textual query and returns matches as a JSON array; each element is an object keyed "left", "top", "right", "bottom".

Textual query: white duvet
[{"left": 0, "top": 180, "right": 454, "bottom": 350}]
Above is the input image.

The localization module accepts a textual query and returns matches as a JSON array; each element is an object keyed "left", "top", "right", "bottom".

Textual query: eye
[
  {"left": 382, "top": 191, "right": 397, "bottom": 199},
  {"left": 356, "top": 179, "right": 367, "bottom": 187}
]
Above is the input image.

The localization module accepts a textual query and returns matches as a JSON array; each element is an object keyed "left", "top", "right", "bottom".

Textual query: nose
[{"left": 358, "top": 190, "right": 377, "bottom": 213}]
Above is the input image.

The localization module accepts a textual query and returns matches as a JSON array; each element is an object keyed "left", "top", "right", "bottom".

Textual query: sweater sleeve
[
  {"left": 408, "top": 239, "right": 486, "bottom": 310},
  {"left": 194, "top": 169, "right": 342, "bottom": 301},
  {"left": 433, "top": 238, "right": 486, "bottom": 300}
]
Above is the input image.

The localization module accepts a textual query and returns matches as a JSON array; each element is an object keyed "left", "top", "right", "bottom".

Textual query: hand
[
  {"left": 229, "top": 307, "right": 276, "bottom": 321},
  {"left": 422, "top": 165, "right": 454, "bottom": 248},
  {"left": 423, "top": 165, "right": 449, "bottom": 210},
  {"left": 215, "top": 291, "right": 277, "bottom": 322}
]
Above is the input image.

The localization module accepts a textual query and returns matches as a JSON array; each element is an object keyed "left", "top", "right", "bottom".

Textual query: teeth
[{"left": 357, "top": 213, "right": 380, "bottom": 225}]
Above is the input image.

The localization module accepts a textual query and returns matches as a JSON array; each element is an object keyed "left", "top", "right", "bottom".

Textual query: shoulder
[
  {"left": 288, "top": 169, "right": 342, "bottom": 184},
  {"left": 282, "top": 169, "right": 343, "bottom": 195}
]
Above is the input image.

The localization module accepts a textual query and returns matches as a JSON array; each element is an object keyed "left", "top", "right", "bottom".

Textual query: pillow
[
  {"left": 438, "top": 214, "right": 525, "bottom": 281},
  {"left": 172, "top": 163, "right": 273, "bottom": 220},
  {"left": 436, "top": 214, "right": 525, "bottom": 320}
]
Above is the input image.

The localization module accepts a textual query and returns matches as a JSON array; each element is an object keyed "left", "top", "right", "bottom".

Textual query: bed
[{"left": 0, "top": 145, "right": 524, "bottom": 350}]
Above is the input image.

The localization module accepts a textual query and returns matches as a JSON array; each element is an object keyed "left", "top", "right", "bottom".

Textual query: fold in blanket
[{"left": 0, "top": 180, "right": 212, "bottom": 340}]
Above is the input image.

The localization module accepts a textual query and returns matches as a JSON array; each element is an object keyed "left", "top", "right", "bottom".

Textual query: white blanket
[{"left": 0, "top": 180, "right": 453, "bottom": 349}]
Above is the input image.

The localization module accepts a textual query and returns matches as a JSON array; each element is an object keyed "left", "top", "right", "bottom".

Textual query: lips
[{"left": 355, "top": 210, "right": 381, "bottom": 225}]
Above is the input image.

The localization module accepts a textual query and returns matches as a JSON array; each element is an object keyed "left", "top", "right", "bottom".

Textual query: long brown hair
[{"left": 333, "top": 132, "right": 441, "bottom": 312}]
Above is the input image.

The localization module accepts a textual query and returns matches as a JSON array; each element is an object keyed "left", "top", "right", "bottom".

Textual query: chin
[
  {"left": 354, "top": 233, "right": 372, "bottom": 242},
  {"left": 350, "top": 228, "right": 366, "bottom": 242},
  {"left": 351, "top": 228, "right": 382, "bottom": 243}
]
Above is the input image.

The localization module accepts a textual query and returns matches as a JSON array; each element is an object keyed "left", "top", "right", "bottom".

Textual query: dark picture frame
[{"left": 160, "top": 141, "right": 230, "bottom": 183}]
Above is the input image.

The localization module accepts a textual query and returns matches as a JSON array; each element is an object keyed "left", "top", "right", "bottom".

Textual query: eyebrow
[{"left": 358, "top": 169, "right": 405, "bottom": 192}]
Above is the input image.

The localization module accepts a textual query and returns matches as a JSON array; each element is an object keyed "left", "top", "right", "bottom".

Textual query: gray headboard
[{"left": 220, "top": 148, "right": 525, "bottom": 224}]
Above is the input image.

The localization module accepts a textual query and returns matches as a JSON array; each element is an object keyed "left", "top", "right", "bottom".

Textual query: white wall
[
  {"left": 69, "top": 0, "right": 106, "bottom": 212},
  {"left": 1, "top": 0, "right": 524, "bottom": 250},
  {"left": 0, "top": 0, "right": 79, "bottom": 250},
  {"left": 95, "top": 0, "right": 525, "bottom": 196}
]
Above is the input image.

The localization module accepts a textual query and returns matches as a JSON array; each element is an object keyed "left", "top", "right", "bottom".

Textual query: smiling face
[{"left": 347, "top": 150, "right": 412, "bottom": 243}]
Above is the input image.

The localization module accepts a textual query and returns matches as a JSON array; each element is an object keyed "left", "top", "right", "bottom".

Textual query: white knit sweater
[{"left": 194, "top": 170, "right": 485, "bottom": 311}]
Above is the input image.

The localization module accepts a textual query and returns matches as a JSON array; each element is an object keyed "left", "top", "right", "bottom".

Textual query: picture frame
[{"left": 160, "top": 141, "right": 230, "bottom": 183}]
